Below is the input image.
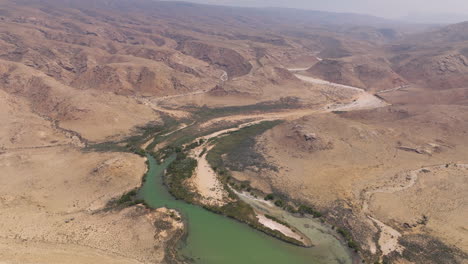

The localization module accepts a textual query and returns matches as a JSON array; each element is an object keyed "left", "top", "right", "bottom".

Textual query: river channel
[{"left": 138, "top": 155, "right": 353, "bottom": 264}]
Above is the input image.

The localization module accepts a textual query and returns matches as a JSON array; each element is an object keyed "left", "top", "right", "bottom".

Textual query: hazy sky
[{"left": 176, "top": 0, "right": 468, "bottom": 22}]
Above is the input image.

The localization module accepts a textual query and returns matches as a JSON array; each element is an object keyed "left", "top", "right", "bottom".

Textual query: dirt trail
[
  {"left": 290, "top": 68, "right": 467, "bottom": 259},
  {"left": 135, "top": 96, "right": 191, "bottom": 118},
  {"left": 376, "top": 85, "right": 411, "bottom": 94},
  {"left": 287, "top": 67, "right": 311, "bottom": 72},
  {"left": 362, "top": 163, "right": 468, "bottom": 257},
  {"left": 153, "top": 90, "right": 207, "bottom": 102}
]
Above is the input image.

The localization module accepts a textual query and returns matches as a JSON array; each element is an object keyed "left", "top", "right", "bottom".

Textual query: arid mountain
[
  {"left": 388, "top": 22, "right": 468, "bottom": 89},
  {"left": 397, "top": 21, "right": 468, "bottom": 45},
  {"left": 302, "top": 21, "right": 468, "bottom": 91},
  {"left": 306, "top": 56, "right": 407, "bottom": 91},
  {"left": 0, "top": 1, "right": 467, "bottom": 264}
]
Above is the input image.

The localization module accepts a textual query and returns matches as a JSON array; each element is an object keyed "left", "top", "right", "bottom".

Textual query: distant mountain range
[{"left": 400, "top": 12, "right": 468, "bottom": 24}]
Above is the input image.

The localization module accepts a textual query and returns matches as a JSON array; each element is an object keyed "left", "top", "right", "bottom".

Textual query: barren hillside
[{"left": 0, "top": 0, "right": 467, "bottom": 264}]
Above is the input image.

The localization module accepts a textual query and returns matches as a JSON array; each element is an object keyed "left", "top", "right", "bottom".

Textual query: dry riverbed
[{"left": 188, "top": 145, "right": 229, "bottom": 206}]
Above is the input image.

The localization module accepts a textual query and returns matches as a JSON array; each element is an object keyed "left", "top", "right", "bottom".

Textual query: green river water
[{"left": 139, "top": 155, "right": 353, "bottom": 264}]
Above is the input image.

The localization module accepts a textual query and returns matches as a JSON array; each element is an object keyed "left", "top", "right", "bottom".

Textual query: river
[
  {"left": 133, "top": 66, "right": 391, "bottom": 263},
  {"left": 138, "top": 155, "right": 353, "bottom": 264}
]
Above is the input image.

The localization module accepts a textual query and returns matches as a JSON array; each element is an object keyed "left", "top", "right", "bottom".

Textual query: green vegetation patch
[
  {"left": 204, "top": 200, "right": 305, "bottom": 247},
  {"left": 297, "top": 205, "right": 323, "bottom": 218},
  {"left": 337, "top": 227, "right": 359, "bottom": 252},
  {"left": 190, "top": 98, "right": 301, "bottom": 121},
  {"left": 206, "top": 121, "right": 281, "bottom": 172},
  {"left": 154, "top": 219, "right": 174, "bottom": 230},
  {"left": 86, "top": 113, "right": 180, "bottom": 156},
  {"left": 107, "top": 188, "right": 147, "bottom": 209},
  {"left": 393, "top": 234, "right": 467, "bottom": 264},
  {"left": 198, "top": 121, "right": 310, "bottom": 247},
  {"left": 164, "top": 152, "right": 198, "bottom": 202}
]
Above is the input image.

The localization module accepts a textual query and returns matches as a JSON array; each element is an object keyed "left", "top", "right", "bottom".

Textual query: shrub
[
  {"left": 117, "top": 189, "right": 137, "bottom": 204},
  {"left": 348, "top": 240, "right": 359, "bottom": 250},
  {"left": 274, "top": 200, "right": 284, "bottom": 207},
  {"left": 337, "top": 227, "right": 359, "bottom": 251},
  {"left": 264, "top": 214, "right": 291, "bottom": 228},
  {"left": 298, "top": 205, "right": 322, "bottom": 218},
  {"left": 165, "top": 154, "right": 197, "bottom": 202},
  {"left": 199, "top": 147, "right": 207, "bottom": 157}
]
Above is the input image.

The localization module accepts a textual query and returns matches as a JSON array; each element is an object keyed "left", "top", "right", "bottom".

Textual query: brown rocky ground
[
  {"left": 0, "top": 72, "right": 183, "bottom": 261},
  {"left": 0, "top": 2, "right": 366, "bottom": 261},
  {"left": 0, "top": 60, "right": 160, "bottom": 142},
  {"left": 0, "top": 144, "right": 184, "bottom": 263},
  {"left": 0, "top": 0, "right": 415, "bottom": 108},
  {"left": 305, "top": 55, "right": 407, "bottom": 91},
  {"left": 302, "top": 22, "right": 468, "bottom": 93},
  {"left": 1, "top": 0, "right": 467, "bottom": 263},
  {"left": 370, "top": 164, "right": 468, "bottom": 252},
  {"left": 236, "top": 92, "right": 468, "bottom": 262}
]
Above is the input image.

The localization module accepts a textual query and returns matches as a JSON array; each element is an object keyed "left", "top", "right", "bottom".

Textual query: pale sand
[
  {"left": 141, "top": 137, "right": 155, "bottom": 150},
  {"left": 189, "top": 145, "right": 228, "bottom": 206},
  {"left": 294, "top": 73, "right": 389, "bottom": 112},
  {"left": 199, "top": 72, "right": 388, "bottom": 130},
  {"left": 187, "top": 120, "right": 291, "bottom": 206},
  {"left": 233, "top": 190, "right": 311, "bottom": 246},
  {"left": 257, "top": 214, "right": 305, "bottom": 242},
  {"left": 294, "top": 74, "right": 364, "bottom": 92},
  {"left": 368, "top": 216, "right": 404, "bottom": 256}
]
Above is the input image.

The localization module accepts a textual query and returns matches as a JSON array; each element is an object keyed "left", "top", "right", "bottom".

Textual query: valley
[{"left": 0, "top": 0, "right": 467, "bottom": 264}]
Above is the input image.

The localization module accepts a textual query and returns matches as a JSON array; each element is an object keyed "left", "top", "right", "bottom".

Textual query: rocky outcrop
[
  {"left": 394, "top": 52, "right": 468, "bottom": 89},
  {"left": 72, "top": 65, "right": 126, "bottom": 94},
  {"left": 0, "top": 66, "right": 78, "bottom": 120},
  {"left": 233, "top": 34, "right": 288, "bottom": 46},
  {"left": 208, "top": 84, "right": 228, "bottom": 96},
  {"left": 286, "top": 124, "right": 334, "bottom": 153},
  {"left": 307, "top": 57, "right": 407, "bottom": 91},
  {"left": 179, "top": 41, "right": 252, "bottom": 78}
]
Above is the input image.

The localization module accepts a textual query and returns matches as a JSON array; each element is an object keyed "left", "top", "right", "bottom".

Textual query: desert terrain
[{"left": 0, "top": 0, "right": 467, "bottom": 263}]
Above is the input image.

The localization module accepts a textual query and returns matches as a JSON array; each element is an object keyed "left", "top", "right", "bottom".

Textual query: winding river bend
[
  {"left": 135, "top": 68, "right": 389, "bottom": 263},
  {"left": 139, "top": 155, "right": 353, "bottom": 264}
]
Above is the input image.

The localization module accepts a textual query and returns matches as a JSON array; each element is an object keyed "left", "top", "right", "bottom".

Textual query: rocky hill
[
  {"left": 1, "top": 1, "right": 467, "bottom": 264},
  {"left": 387, "top": 22, "right": 468, "bottom": 89},
  {"left": 306, "top": 56, "right": 407, "bottom": 91},
  {"left": 304, "top": 22, "right": 468, "bottom": 91}
]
